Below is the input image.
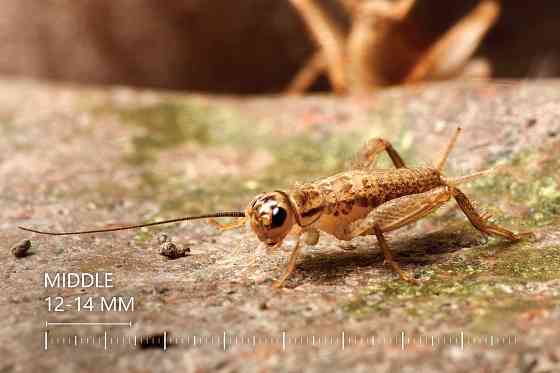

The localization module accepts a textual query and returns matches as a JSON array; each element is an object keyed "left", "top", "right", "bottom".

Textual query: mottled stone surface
[{"left": 1, "top": 78, "right": 559, "bottom": 372}]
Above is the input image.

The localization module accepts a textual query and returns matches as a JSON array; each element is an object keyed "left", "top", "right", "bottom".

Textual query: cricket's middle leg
[{"left": 349, "top": 187, "right": 452, "bottom": 283}]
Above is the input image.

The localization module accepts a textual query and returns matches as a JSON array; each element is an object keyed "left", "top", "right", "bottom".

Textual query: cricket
[{"left": 19, "top": 127, "right": 534, "bottom": 288}]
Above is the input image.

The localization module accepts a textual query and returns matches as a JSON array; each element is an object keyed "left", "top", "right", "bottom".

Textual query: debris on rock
[
  {"left": 159, "top": 241, "right": 190, "bottom": 259},
  {"left": 259, "top": 301, "right": 269, "bottom": 310},
  {"left": 11, "top": 239, "right": 32, "bottom": 258}
]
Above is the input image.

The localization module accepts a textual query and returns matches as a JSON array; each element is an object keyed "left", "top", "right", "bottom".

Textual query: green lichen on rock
[
  {"left": 468, "top": 145, "right": 560, "bottom": 228},
  {"left": 119, "top": 102, "right": 213, "bottom": 164},
  {"left": 342, "top": 250, "right": 558, "bottom": 330},
  {"left": 493, "top": 244, "right": 560, "bottom": 281}
]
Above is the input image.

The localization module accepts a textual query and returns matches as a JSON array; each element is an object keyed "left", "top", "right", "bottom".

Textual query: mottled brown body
[{"left": 290, "top": 168, "right": 443, "bottom": 239}]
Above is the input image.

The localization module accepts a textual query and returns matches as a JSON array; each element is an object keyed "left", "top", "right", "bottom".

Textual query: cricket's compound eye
[
  {"left": 270, "top": 206, "right": 287, "bottom": 229},
  {"left": 247, "top": 192, "right": 295, "bottom": 247}
]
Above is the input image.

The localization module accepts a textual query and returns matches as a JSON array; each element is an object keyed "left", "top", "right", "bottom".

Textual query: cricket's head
[{"left": 246, "top": 191, "right": 296, "bottom": 248}]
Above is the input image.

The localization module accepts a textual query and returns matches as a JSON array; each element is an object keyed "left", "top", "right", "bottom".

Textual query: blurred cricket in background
[{"left": 1, "top": 0, "right": 559, "bottom": 93}]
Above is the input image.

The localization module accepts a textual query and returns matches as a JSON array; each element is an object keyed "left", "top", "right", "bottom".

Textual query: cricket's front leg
[
  {"left": 272, "top": 228, "right": 320, "bottom": 288},
  {"left": 273, "top": 234, "right": 303, "bottom": 288},
  {"left": 208, "top": 218, "right": 246, "bottom": 231},
  {"left": 452, "top": 187, "right": 535, "bottom": 241}
]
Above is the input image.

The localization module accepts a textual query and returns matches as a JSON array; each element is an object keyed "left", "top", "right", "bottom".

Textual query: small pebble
[
  {"left": 259, "top": 301, "right": 269, "bottom": 310},
  {"left": 11, "top": 239, "right": 32, "bottom": 258},
  {"left": 159, "top": 242, "right": 190, "bottom": 259}
]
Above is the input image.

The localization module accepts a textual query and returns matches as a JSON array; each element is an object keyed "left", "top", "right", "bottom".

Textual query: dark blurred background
[{"left": 0, "top": 0, "right": 559, "bottom": 94}]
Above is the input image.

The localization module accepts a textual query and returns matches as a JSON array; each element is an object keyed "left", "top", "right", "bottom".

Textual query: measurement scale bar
[{"left": 45, "top": 321, "right": 132, "bottom": 327}]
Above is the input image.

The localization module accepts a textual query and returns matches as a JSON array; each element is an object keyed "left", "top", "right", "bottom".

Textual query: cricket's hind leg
[
  {"left": 351, "top": 138, "right": 407, "bottom": 170},
  {"left": 451, "top": 187, "right": 535, "bottom": 241}
]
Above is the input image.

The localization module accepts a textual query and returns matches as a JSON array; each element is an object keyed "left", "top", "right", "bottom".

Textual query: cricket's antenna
[
  {"left": 436, "top": 127, "right": 462, "bottom": 172},
  {"left": 18, "top": 211, "right": 246, "bottom": 236}
]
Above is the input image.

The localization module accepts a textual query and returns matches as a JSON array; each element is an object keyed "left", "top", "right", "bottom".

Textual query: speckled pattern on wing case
[{"left": 290, "top": 167, "right": 444, "bottom": 226}]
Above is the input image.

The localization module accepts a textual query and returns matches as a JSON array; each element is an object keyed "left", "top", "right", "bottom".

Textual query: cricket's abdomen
[
  {"left": 289, "top": 167, "right": 444, "bottom": 231},
  {"left": 361, "top": 167, "right": 444, "bottom": 206},
  {"left": 329, "top": 167, "right": 443, "bottom": 217}
]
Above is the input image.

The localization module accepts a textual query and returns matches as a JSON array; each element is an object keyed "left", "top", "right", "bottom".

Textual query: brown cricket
[
  {"left": 286, "top": 0, "right": 501, "bottom": 94},
  {"left": 19, "top": 128, "right": 533, "bottom": 287}
]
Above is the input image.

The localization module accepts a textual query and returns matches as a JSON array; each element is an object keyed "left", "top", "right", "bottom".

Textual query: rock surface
[{"left": 1, "top": 78, "right": 559, "bottom": 372}]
